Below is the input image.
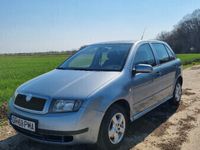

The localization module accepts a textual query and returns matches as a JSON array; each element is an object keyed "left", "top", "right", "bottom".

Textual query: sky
[{"left": 0, "top": 0, "right": 200, "bottom": 53}]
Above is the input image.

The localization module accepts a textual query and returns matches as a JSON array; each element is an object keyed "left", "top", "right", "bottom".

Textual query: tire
[
  {"left": 170, "top": 81, "right": 182, "bottom": 105},
  {"left": 96, "top": 104, "right": 128, "bottom": 150}
]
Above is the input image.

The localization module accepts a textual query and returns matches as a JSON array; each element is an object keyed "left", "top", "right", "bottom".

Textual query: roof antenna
[{"left": 140, "top": 28, "right": 146, "bottom": 40}]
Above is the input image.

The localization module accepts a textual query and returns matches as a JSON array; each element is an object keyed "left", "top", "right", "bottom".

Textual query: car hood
[{"left": 17, "top": 69, "right": 120, "bottom": 99}]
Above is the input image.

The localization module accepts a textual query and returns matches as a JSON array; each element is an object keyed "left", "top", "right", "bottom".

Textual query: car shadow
[{"left": 0, "top": 101, "right": 178, "bottom": 150}]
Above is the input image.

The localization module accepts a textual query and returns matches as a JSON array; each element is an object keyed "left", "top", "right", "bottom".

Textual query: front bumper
[
  {"left": 10, "top": 121, "right": 88, "bottom": 144},
  {"left": 8, "top": 100, "right": 104, "bottom": 144}
]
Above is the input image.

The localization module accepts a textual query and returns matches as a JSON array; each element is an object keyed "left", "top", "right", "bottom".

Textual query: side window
[
  {"left": 165, "top": 45, "right": 176, "bottom": 60},
  {"left": 152, "top": 43, "right": 170, "bottom": 64},
  {"left": 134, "top": 44, "right": 156, "bottom": 66}
]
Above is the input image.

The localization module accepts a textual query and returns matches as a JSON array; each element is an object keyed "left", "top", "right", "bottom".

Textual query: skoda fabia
[{"left": 8, "top": 40, "right": 183, "bottom": 149}]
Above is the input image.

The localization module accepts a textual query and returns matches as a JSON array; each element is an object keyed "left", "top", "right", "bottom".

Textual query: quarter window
[
  {"left": 152, "top": 43, "right": 170, "bottom": 64},
  {"left": 134, "top": 44, "right": 156, "bottom": 66}
]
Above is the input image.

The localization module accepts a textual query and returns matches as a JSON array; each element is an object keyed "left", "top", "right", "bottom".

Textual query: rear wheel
[
  {"left": 96, "top": 104, "right": 128, "bottom": 150},
  {"left": 170, "top": 81, "right": 182, "bottom": 105}
]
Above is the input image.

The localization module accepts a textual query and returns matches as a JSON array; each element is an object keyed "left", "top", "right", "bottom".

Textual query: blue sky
[{"left": 0, "top": 0, "right": 199, "bottom": 53}]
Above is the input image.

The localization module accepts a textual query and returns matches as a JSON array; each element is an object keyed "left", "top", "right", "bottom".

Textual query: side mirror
[{"left": 133, "top": 64, "right": 153, "bottom": 74}]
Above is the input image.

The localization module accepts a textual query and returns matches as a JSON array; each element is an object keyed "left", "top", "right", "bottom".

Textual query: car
[{"left": 8, "top": 40, "right": 183, "bottom": 150}]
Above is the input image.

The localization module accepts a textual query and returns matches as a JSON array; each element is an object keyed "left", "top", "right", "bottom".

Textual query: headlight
[{"left": 51, "top": 100, "right": 82, "bottom": 112}]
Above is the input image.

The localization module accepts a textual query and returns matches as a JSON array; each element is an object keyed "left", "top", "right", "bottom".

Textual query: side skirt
[{"left": 130, "top": 96, "right": 173, "bottom": 122}]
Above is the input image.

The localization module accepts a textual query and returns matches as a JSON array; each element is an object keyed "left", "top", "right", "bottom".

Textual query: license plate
[{"left": 11, "top": 115, "right": 36, "bottom": 132}]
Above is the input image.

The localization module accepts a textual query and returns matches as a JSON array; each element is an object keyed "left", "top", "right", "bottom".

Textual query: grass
[
  {"left": 177, "top": 54, "right": 200, "bottom": 65},
  {"left": 0, "top": 53, "right": 200, "bottom": 106},
  {"left": 176, "top": 54, "right": 200, "bottom": 62},
  {"left": 176, "top": 54, "right": 200, "bottom": 69},
  {"left": 0, "top": 54, "right": 69, "bottom": 106}
]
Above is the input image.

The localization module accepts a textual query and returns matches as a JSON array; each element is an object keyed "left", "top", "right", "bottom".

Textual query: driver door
[{"left": 130, "top": 43, "right": 158, "bottom": 115}]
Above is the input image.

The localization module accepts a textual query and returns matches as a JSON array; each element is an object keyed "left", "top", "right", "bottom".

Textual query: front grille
[{"left": 14, "top": 94, "right": 46, "bottom": 111}]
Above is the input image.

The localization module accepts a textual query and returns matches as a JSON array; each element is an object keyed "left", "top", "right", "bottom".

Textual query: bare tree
[{"left": 157, "top": 9, "right": 200, "bottom": 53}]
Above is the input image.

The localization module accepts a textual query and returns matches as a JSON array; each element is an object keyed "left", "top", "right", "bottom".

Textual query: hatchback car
[{"left": 8, "top": 40, "right": 182, "bottom": 149}]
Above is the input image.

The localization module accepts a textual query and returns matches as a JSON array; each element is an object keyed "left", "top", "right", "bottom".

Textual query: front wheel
[{"left": 96, "top": 105, "right": 128, "bottom": 150}]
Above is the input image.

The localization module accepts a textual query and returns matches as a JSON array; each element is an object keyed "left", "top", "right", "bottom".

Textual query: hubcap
[
  {"left": 175, "top": 83, "right": 182, "bottom": 102},
  {"left": 108, "top": 113, "right": 126, "bottom": 144}
]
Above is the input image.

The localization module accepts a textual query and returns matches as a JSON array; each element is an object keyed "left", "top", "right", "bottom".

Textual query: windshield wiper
[
  {"left": 56, "top": 67, "right": 67, "bottom": 70},
  {"left": 56, "top": 67, "right": 91, "bottom": 71},
  {"left": 56, "top": 67, "right": 118, "bottom": 71},
  {"left": 70, "top": 68, "right": 92, "bottom": 71}
]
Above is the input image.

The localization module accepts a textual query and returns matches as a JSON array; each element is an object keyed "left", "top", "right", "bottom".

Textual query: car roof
[{"left": 89, "top": 40, "right": 165, "bottom": 45}]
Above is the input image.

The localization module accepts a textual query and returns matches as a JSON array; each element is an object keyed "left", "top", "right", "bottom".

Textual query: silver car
[{"left": 8, "top": 40, "right": 183, "bottom": 149}]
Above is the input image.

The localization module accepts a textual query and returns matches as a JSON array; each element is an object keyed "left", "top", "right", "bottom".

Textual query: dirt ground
[{"left": 0, "top": 66, "right": 200, "bottom": 150}]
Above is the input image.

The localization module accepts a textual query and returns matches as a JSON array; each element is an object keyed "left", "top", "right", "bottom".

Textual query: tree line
[
  {"left": 157, "top": 9, "right": 200, "bottom": 54},
  {"left": 0, "top": 50, "right": 77, "bottom": 56}
]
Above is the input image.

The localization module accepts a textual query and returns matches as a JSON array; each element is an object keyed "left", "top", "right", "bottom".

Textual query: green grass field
[
  {"left": 177, "top": 54, "right": 200, "bottom": 65},
  {"left": 0, "top": 54, "right": 69, "bottom": 106},
  {"left": 0, "top": 53, "right": 200, "bottom": 106}
]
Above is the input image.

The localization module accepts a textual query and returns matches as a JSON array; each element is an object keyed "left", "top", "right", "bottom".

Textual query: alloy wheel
[{"left": 108, "top": 113, "right": 126, "bottom": 144}]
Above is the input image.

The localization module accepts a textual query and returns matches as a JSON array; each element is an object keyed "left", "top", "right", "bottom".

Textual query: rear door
[{"left": 151, "top": 43, "right": 176, "bottom": 102}]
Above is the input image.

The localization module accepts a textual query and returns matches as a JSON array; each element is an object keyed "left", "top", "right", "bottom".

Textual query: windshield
[{"left": 58, "top": 43, "right": 132, "bottom": 71}]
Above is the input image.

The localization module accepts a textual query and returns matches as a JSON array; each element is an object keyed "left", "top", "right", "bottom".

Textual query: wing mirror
[{"left": 133, "top": 64, "right": 153, "bottom": 74}]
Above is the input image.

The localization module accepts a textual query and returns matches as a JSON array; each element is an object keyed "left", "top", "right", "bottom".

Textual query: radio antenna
[{"left": 140, "top": 28, "right": 146, "bottom": 40}]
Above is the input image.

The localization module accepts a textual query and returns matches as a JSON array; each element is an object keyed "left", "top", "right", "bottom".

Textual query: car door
[
  {"left": 131, "top": 43, "right": 158, "bottom": 115},
  {"left": 151, "top": 43, "right": 177, "bottom": 103}
]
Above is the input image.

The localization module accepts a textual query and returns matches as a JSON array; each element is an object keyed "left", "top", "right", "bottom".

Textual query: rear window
[
  {"left": 165, "top": 45, "right": 176, "bottom": 60},
  {"left": 152, "top": 43, "right": 170, "bottom": 64}
]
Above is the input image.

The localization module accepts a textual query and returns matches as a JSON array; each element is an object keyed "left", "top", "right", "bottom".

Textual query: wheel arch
[
  {"left": 176, "top": 75, "right": 183, "bottom": 85},
  {"left": 96, "top": 99, "right": 131, "bottom": 149},
  {"left": 104, "top": 99, "right": 131, "bottom": 122}
]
